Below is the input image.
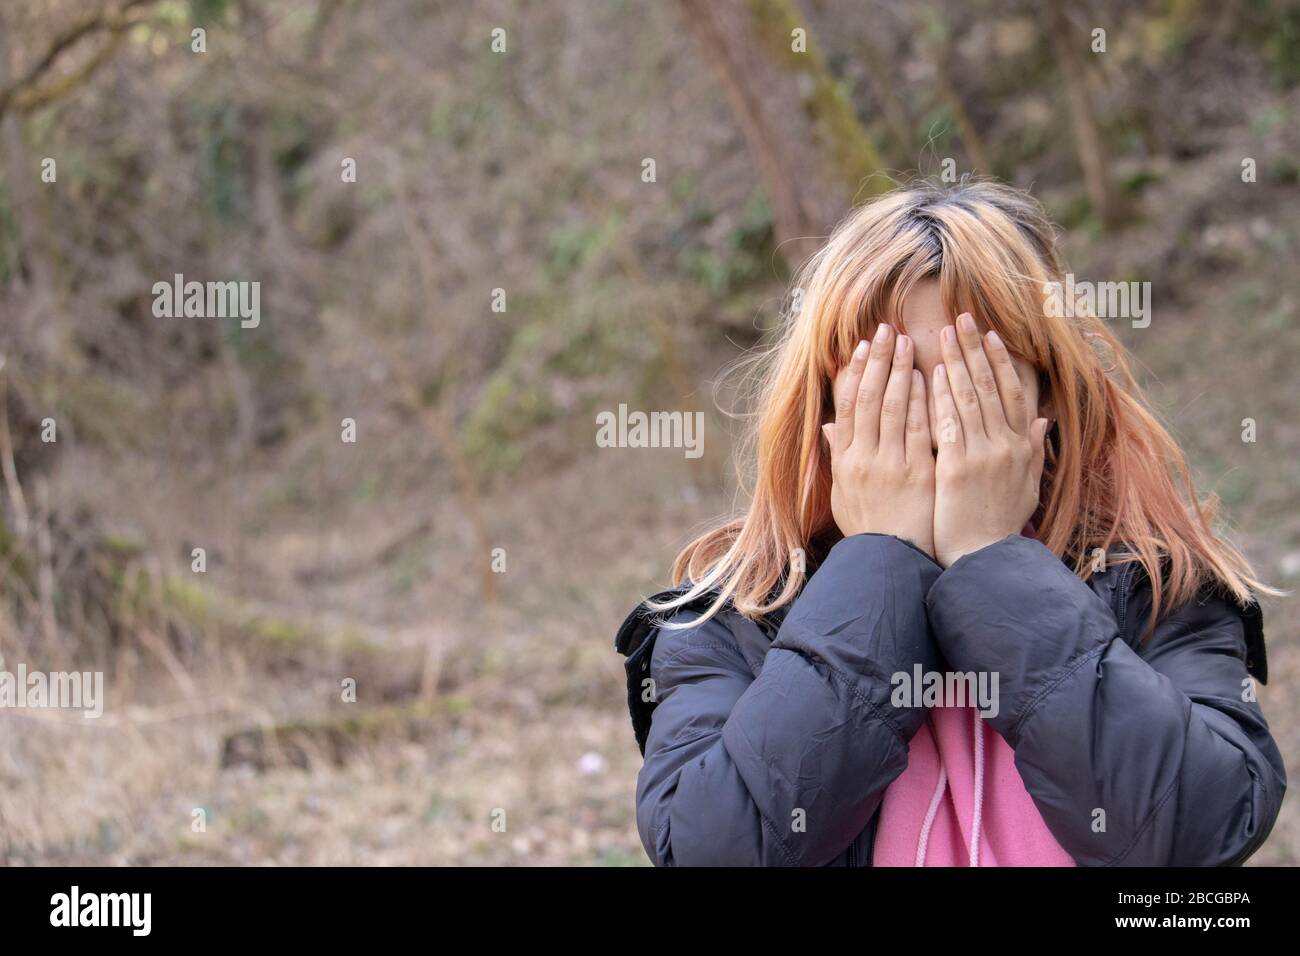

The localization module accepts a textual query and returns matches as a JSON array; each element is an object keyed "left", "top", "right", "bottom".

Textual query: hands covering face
[
  {"left": 823, "top": 322, "right": 936, "bottom": 557},
  {"left": 824, "top": 314, "right": 1049, "bottom": 567},
  {"left": 929, "top": 312, "right": 1050, "bottom": 568}
]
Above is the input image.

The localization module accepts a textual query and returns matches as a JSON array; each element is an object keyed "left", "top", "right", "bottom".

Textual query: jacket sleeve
[
  {"left": 925, "top": 534, "right": 1287, "bottom": 866},
  {"left": 635, "top": 533, "right": 942, "bottom": 866}
]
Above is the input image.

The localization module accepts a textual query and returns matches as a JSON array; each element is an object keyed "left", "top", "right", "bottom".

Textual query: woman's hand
[
  {"left": 930, "top": 313, "right": 1049, "bottom": 568},
  {"left": 822, "top": 323, "right": 935, "bottom": 557}
]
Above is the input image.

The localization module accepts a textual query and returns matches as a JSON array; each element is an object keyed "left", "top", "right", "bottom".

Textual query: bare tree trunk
[
  {"left": 1048, "top": 1, "right": 1123, "bottom": 229},
  {"left": 675, "top": 0, "right": 887, "bottom": 268}
]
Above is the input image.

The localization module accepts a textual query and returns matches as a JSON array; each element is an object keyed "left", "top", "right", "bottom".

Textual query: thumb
[
  {"left": 821, "top": 422, "right": 834, "bottom": 447},
  {"left": 1031, "top": 418, "right": 1050, "bottom": 469}
]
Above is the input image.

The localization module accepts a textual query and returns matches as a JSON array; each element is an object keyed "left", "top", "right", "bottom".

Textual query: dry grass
[{"left": 4, "top": 371, "right": 1295, "bottom": 864}]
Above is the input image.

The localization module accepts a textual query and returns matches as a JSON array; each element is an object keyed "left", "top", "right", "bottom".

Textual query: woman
[{"left": 615, "top": 180, "right": 1285, "bottom": 866}]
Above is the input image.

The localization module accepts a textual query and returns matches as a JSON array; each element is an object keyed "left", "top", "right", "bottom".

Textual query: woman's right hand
[{"left": 822, "top": 323, "right": 935, "bottom": 558}]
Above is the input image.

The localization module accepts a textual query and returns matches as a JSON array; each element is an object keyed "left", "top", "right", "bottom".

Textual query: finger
[
  {"left": 854, "top": 322, "right": 896, "bottom": 451},
  {"left": 984, "top": 330, "right": 1030, "bottom": 435},
  {"left": 932, "top": 363, "right": 965, "bottom": 454},
  {"left": 955, "top": 312, "right": 1007, "bottom": 433},
  {"left": 831, "top": 339, "right": 870, "bottom": 453},
  {"left": 939, "top": 322, "right": 985, "bottom": 442},
  {"left": 905, "top": 368, "right": 930, "bottom": 465},
  {"left": 878, "top": 333, "right": 914, "bottom": 453}
]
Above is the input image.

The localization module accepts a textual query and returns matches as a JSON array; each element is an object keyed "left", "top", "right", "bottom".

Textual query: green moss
[
  {"left": 1121, "top": 169, "right": 1161, "bottom": 193},
  {"left": 221, "top": 698, "right": 466, "bottom": 770},
  {"left": 1052, "top": 191, "right": 1096, "bottom": 232},
  {"left": 547, "top": 213, "right": 623, "bottom": 276},
  {"left": 160, "top": 576, "right": 373, "bottom": 657},
  {"left": 1270, "top": 156, "right": 1300, "bottom": 185},
  {"left": 1260, "top": 1, "right": 1300, "bottom": 87},
  {"left": 461, "top": 370, "right": 552, "bottom": 474},
  {"left": 441, "top": 694, "right": 471, "bottom": 716},
  {"left": 747, "top": 0, "right": 888, "bottom": 195},
  {"left": 675, "top": 190, "right": 777, "bottom": 294},
  {"left": 99, "top": 532, "right": 146, "bottom": 559},
  {"left": 249, "top": 615, "right": 309, "bottom": 646},
  {"left": 1248, "top": 105, "right": 1286, "bottom": 137},
  {"left": 161, "top": 577, "right": 216, "bottom": 627},
  {"left": 671, "top": 172, "right": 700, "bottom": 205}
]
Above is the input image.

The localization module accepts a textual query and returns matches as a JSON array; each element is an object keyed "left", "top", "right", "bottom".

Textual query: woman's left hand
[{"left": 930, "top": 313, "right": 1050, "bottom": 569}]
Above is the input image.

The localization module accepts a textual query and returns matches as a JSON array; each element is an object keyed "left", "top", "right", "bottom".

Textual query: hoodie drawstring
[
  {"left": 970, "top": 709, "right": 984, "bottom": 867},
  {"left": 914, "top": 710, "right": 986, "bottom": 867},
  {"left": 914, "top": 765, "right": 947, "bottom": 867}
]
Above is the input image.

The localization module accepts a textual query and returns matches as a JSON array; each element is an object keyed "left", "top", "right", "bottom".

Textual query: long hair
[{"left": 649, "top": 179, "right": 1270, "bottom": 631}]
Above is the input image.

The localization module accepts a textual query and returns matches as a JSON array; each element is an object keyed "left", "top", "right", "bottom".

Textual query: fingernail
[
  {"left": 941, "top": 326, "right": 955, "bottom": 344},
  {"left": 912, "top": 369, "right": 923, "bottom": 386},
  {"left": 853, "top": 339, "right": 869, "bottom": 361},
  {"left": 987, "top": 330, "right": 1002, "bottom": 348},
  {"left": 895, "top": 334, "right": 909, "bottom": 357},
  {"left": 874, "top": 323, "right": 892, "bottom": 343},
  {"left": 958, "top": 313, "right": 976, "bottom": 334},
  {"left": 935, "top": 363, "right": 947, "bottom": 380}
]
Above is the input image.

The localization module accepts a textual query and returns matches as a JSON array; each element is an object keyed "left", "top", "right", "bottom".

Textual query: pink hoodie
[
  {"left": 873, "top": 525, "right": 1076, "bottom": 867},
  {"left": 872, "top": 704, "right": 1075, "bottom": 866}
]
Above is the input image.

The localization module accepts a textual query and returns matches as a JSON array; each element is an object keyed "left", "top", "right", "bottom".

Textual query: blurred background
[{"left": 0, "top": 0, "right": 1296, "bottom": 865}]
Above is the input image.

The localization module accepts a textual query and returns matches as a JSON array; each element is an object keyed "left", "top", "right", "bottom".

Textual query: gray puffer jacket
[{"left": 616, "top": 533, "right": 1284, "bottom": 866}]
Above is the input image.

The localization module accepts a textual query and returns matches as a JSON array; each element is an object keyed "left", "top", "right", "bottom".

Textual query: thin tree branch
[{"left": 0, "top": 0, "right": 162, "bottom": 118}]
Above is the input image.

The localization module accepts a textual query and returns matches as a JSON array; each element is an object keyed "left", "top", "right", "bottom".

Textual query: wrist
[
  {"left": 883, "top": 528, "right": 934, "bottom": 559},
  {"left": 840, "top": 527, "right": 936, "bottom": 561},
  {"left": 936, "top": 536, "right": 1002, "bottom": 569},
  {"left": 834, "top": 531, "right": 942, "bottom": 570}
]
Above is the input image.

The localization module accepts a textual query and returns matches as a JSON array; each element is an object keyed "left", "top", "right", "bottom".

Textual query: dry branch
[{"left": 0, "top": 0, "right": 162, "bottom": 118}]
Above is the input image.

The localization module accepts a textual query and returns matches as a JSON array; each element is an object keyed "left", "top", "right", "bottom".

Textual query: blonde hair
[{"left": 651, "top": 180, "right": 1270, "bottom": 630}]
